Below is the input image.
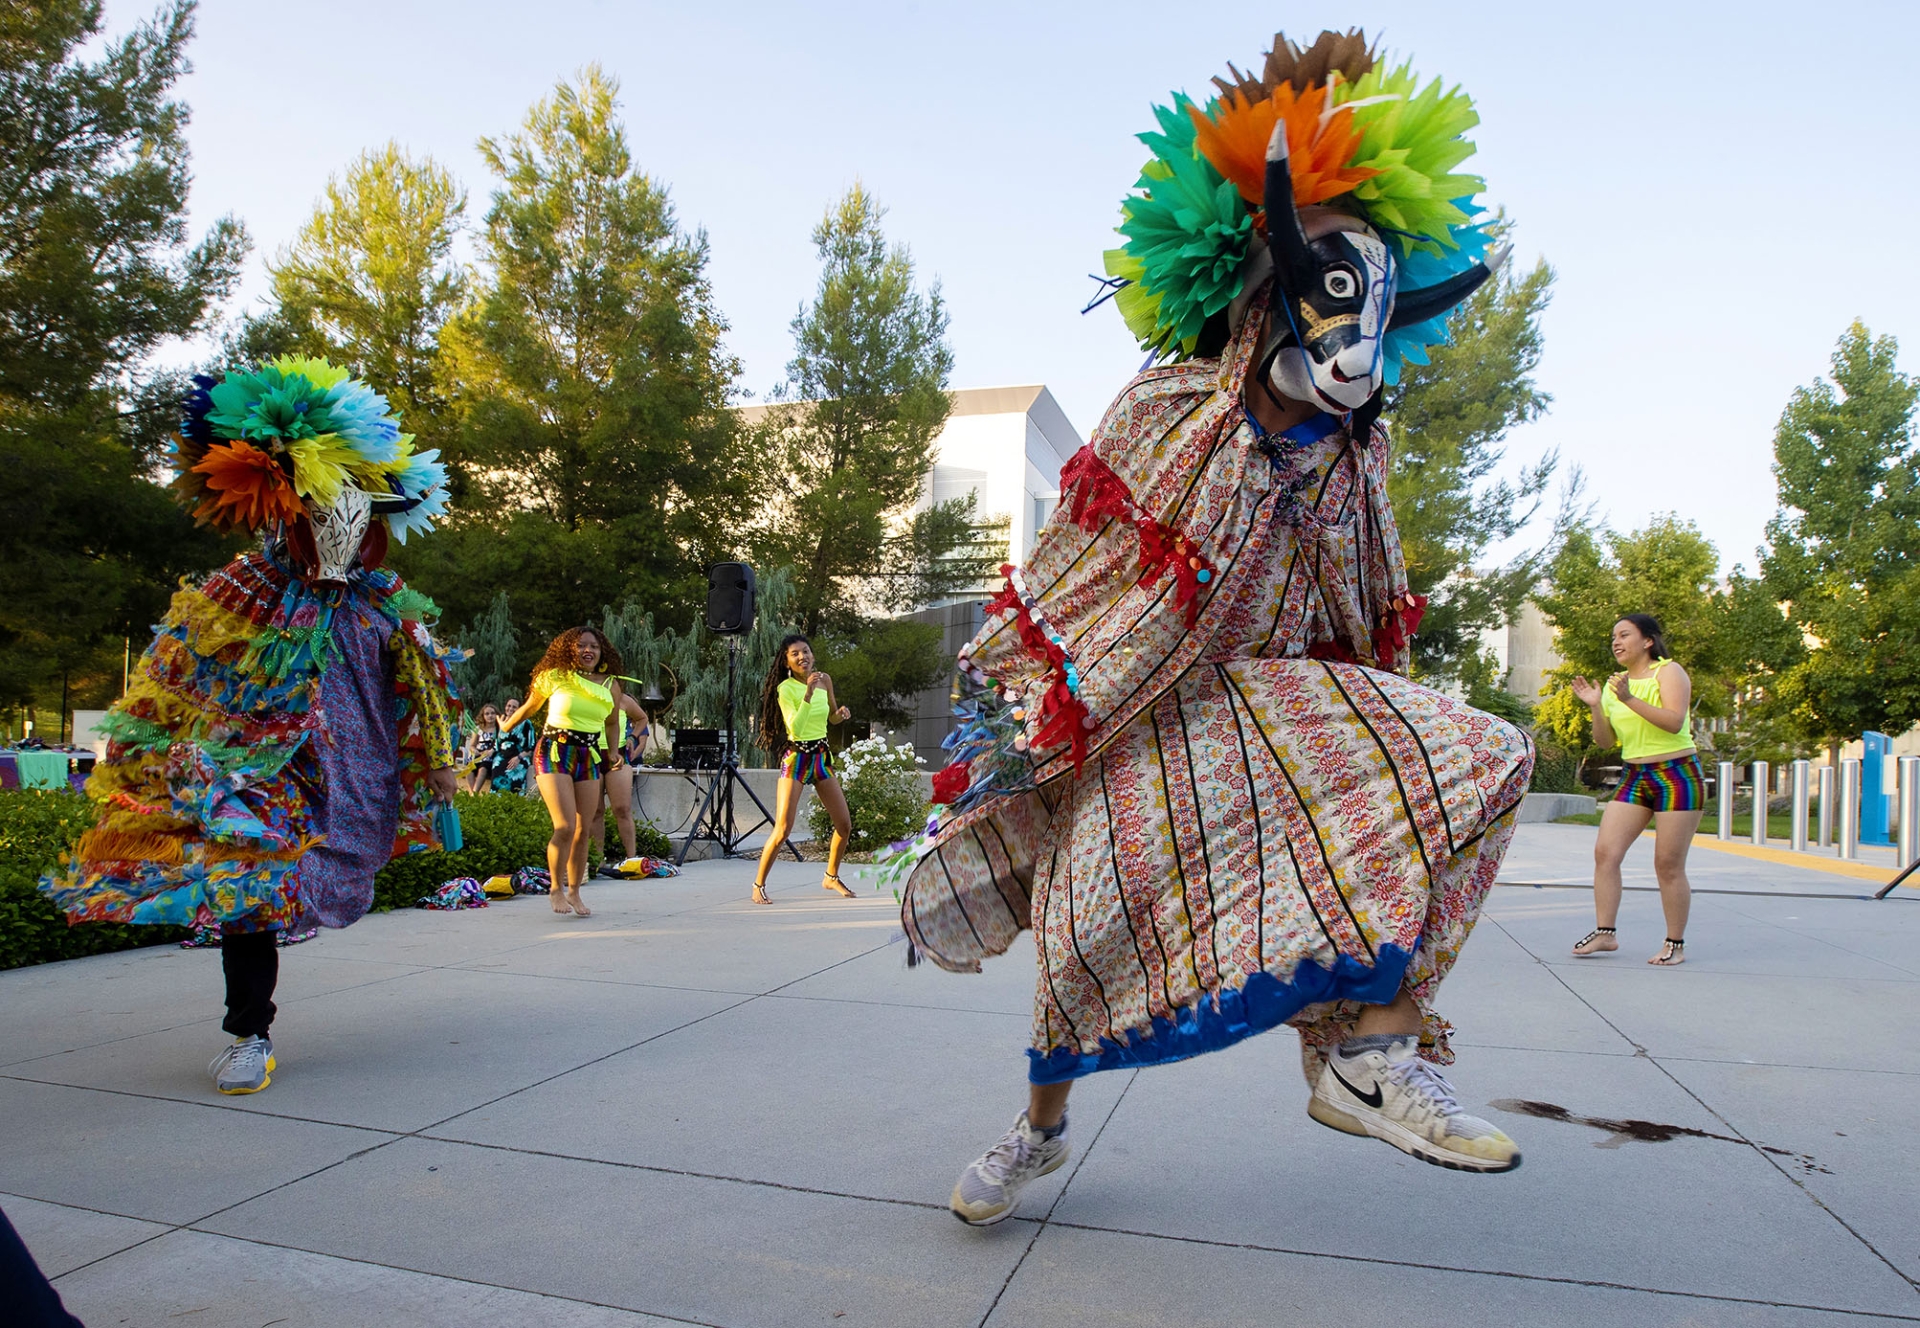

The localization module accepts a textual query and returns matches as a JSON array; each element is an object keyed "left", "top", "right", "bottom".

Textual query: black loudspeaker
[{"left": 705, "top": 562, "right": 755, "bottom": 636}]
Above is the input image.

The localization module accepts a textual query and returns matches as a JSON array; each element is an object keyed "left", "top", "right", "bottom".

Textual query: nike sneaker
[
  {"left": 209, "top": 1034, "right": 275, "bottom": 1095},
  {"left": 1309, "top": 1035, "right": 1519, "bottom": 1173},
  {"left": 950, "top": 1111, "right": 1069, "bottom": 1226}
]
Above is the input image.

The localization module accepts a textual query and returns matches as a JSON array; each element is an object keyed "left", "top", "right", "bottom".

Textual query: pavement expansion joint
[
  {"left": 408, "top": 1133, "right": 955, "bottom": 1212},
  {"left": 1491, "top": 915, "right": 1920, "bottom": 1297},
  {"left": 1034, "top": 1221, "right": 1920, "bottom": 1321},
  {"left": 977, "top": 1068, "right": 1141, "bottom": 1328}
]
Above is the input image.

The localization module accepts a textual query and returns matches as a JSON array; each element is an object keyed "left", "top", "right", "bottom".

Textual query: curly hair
[
  {"left": 756, "top": 633, "right": 811, "bottom": 759},
  {"left": 531, "top": 627, "right": 612, "bottom": 688}
]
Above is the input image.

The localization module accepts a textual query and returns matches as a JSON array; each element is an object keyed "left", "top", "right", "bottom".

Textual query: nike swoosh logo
[{"left": 1329, "top": 1061, "right": 1385, "bottom": 1109}]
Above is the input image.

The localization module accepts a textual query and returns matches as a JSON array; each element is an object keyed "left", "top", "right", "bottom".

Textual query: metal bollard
[
  {"left": 1900, "top": 756, "right": 1920, "bottom": 869},
  {"left": 1790, "top": 759, "right": 1811, "bottom": 852},
  {"left": 1839, "top": 758, "right": 1861, "bottom": 860},
  {"left": 1717, "top": 762, "right": 1735, "bottom": 840},
  {"left": 1749, "top": 760, "right": 1770, "bottom": 845},
  {"left": 1818, "top": 765, "right": 1835, "bottom": 848}
]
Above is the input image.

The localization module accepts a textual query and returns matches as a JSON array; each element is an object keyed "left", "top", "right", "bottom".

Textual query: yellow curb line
[{"left": 1686, "top": 835, "right": 1906, "bottom": 885}]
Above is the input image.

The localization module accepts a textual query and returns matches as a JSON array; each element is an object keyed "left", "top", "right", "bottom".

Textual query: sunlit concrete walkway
[{"left": 4, "top": 822, "right": 1918, "bottom": 1326}]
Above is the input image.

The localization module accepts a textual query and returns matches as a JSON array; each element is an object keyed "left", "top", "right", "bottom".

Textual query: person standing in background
[{"left": 1570, "top": 614, "right": 1702, "bottom": 966}]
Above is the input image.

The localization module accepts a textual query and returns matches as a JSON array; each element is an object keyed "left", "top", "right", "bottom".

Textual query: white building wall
[{"left": 923, "top": 385, "right": 1081, "bottom": 561}]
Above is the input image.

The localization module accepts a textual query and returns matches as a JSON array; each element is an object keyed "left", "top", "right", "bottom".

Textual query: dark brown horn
[{"left": 1263, "top": 121, "right": 1315, "bottom": 297}]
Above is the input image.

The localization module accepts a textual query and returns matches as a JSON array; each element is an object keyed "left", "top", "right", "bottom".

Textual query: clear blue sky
[{"left": 111, "top": 0, "right": 1920, "bottom": 576}]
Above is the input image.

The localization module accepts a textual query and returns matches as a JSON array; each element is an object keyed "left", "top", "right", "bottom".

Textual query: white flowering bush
[{"left": 808, "top": 735, "right": 928, "bottom": 852}]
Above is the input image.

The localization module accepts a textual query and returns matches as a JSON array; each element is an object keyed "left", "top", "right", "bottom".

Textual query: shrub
[
  {"left": 1529, "top": 736, "right": 1587, "bottom": 794},
  {"left": 2, "top": 788, "right": 562, "bottom": 971},
  {"left": 0, "top": 790, "right": 188, "bottom": 971},
  {"left": 370, "top": 791, "right": 556, "bottom": 911},
  {"left": 809, "top": 735, "right": 928, "bottom": 852}
]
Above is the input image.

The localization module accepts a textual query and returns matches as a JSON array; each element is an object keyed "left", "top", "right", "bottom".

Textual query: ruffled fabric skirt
[
  {"left": 901, "top": 658, "right": 1532, "bottom": 1085},
  {"left": 40, "top": 553, "right": 444, "bottom": 935}
]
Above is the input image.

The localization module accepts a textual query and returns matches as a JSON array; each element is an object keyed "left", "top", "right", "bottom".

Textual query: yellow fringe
[
  {"left": 165, "top": 585, "right": 263, "bottom": 658},
  {"left": 74, "top": 828, "right": 187, "bottom": 865}
]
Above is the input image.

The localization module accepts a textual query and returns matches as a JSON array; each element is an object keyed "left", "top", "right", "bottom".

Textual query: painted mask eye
[{"left": 1324, "top": 268, "right": 1358, "bottom": 299}]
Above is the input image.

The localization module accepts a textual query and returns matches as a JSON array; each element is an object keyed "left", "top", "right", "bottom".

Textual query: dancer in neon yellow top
[
  {"left": 751, "top": 633, "right": 855, "bottom": 905},
  {"left": 501, "top": 628, "right": 629, "bottom": 917},
  {"left": 1569, "top": 614, "right": 1702, "bottom": 967}
]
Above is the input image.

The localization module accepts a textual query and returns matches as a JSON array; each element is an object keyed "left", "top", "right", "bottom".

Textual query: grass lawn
[{"left": 1553, "top": 803, "right": 1812, "bottom": 840}]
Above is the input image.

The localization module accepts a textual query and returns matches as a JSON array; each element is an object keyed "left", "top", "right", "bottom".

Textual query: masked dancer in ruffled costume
[
  {"left": 884, "top": 32, "right": 1538, "bottom": 1224},
  {"left": 41, "top": 359, "right": 462, "bottom": 1096}
]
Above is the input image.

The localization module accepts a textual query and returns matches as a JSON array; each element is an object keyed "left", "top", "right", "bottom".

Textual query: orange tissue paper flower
[
  {"left": 191, "top": 441, "right": 304, "bottom": 532},
  {"left": 1189, "top": 81, "right": 1378, "bottom": 212}
]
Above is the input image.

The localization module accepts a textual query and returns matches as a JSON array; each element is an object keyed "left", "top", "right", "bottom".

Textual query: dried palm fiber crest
[{"left": 1103, "top": 27, "right": 1495, "bottom": 369}]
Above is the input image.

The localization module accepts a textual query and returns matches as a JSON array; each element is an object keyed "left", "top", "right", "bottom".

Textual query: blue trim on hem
[{"left": 1026, "top": 942, "right": 1416, "bottom": 1084}]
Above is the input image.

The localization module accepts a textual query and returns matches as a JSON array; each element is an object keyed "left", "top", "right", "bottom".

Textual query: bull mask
[
  {"left": 278, "top": 485, "right": 387, "bottom": 586},
  {"left": 1254, "top": 120, "right": 1506, "bottom": 420}
]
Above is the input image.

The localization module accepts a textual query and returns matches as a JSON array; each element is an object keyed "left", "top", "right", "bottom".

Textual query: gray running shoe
[
  {"left": 950, "top": 1111, "right": 1069, "bottom": 1226},
  {"left": 1309, "top": 1035, "right": 1520, "bottom": 1173},
  {"left": 209, "top": 1035, "right": 275, "bottom": 1095}
]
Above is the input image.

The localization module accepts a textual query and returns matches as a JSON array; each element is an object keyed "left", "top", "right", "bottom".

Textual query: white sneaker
[
  {"left": 1309, "top": 1036, "right": 1520, "bottom": 1173},
  {"left": 950, "top": 1111, "right": 1069, "bottom": 1226},
  {"left": 209, "top": 1035, "right": 275, "bottom": 1095}
]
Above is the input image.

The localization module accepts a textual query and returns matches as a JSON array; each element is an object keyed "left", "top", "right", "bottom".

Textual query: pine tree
[
  {"left": 1384, "top": 244, "right": 1558, "bottom": 683},
  {"left": 451, "top": 590, "right": 518, "bottom": 710},
  {"left": 414, "top": 66, "right": 747, "bottom": 644},
  {"left": 749, "top": 186, "right": 992, "bottom": 724}
]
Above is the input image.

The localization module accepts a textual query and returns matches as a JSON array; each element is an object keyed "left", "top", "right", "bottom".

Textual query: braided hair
[{"left": 756, "top": 633, "right": 811, "bottom": 759}]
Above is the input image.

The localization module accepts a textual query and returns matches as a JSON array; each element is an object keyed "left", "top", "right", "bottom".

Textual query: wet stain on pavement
[{"left": 1490, "top": 1099, "right": 1833, "bottom": 1174}]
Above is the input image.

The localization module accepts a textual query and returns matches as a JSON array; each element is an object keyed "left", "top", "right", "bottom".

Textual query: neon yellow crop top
[
  {"left": 777, "top": 677, "right": 830, "bottom": 742},
  {"left": 539, "top": 670, "right": 613, "bottom": 734},
  {"left": 1600, "top": 667, "right": 1694, "bottom": 761}
]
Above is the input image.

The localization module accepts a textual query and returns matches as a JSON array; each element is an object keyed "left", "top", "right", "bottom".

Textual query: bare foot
[
  {"left": 822, "top": 874, "right": 855, "bottom": 899},
  {"left": 1572, "top": 927, "right": 1617, "bottom": 957},
  {"left": 751, "top": 883, "right": 771, "bottom": 905},
  {"left": 1648, "top": 939, "right": 1685, "bottom": 965},
  {"left": 566, "top": 888, "right": 591, "bottom": 918},
  {"left": 550, "top": 888, "right": 573, "bottom": 915}
]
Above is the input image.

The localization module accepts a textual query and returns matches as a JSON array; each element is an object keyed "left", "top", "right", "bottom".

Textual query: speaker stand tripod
[{"left": 675, "top": 636, "right": 801, "bottom": 866}]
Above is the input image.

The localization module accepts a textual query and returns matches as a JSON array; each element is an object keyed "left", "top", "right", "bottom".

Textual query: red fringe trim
[
  {"left": 1060, "top": 447, "right": 1215, "bottom": 629},
  {"left": 1370, "top": 592, "right": 1429, "bottom": 663},
  {"left": 988, "top": 562, "right": 1094, "bottom": 772}
]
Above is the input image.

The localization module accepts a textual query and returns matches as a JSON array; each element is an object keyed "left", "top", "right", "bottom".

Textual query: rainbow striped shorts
[
  {"left": 533, "top": 729, "right": 605, "bottom": 782},
  {"left": 782, "top": 738, "right": 833, "bottom": 785},
  {"left": 1614, "top": 754, "right": 1706, "bottom": 812}
]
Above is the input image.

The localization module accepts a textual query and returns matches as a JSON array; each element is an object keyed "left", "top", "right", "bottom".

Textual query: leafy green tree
[
  {"left": 267, "top": 142, "right": 466, "bottom": 434},
  {"left": 1534, "top": 517, "right": 1726, "bottom": 754},
  {"left": 1761, "top": 322, "right": 1920, "bottom": 752},
  {"left": 411, "top": 65, "right": 746, "bottom": 643},
  {"left": 1385, "top": 246, "right": 1557, "bottom": 682},
  {"left": 0, "top": 0, "right": 246, "bottom": 717}
]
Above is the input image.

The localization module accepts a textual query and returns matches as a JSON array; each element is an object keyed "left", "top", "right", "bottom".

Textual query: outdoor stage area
[{"left": 4, "top": 822, "right": 1917, "bottom": 1327}]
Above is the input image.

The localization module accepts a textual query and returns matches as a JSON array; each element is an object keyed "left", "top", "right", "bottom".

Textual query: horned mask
[{"left": 1254, "top": 121, "right": 1508, "bottom": 418}]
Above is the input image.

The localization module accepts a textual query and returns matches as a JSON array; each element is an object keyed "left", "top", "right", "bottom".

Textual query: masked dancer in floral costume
[
  {"left": 42, "top": 358, "right": 462, "bottom": 1096},
  {"left": 886, "top": 31, "right": 1537, "bottom": 1224}
]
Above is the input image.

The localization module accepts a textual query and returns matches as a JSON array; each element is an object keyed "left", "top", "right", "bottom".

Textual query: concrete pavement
[{"left": 4, "top": 822, "right": 1918, "bottom": 1326}]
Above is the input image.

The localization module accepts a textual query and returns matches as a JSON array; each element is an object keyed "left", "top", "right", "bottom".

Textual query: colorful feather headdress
[
  {"left": 1103, "top": 29, "right": 1493, "bottom": 381},
  {"left": 169, "top": 357, "right": 450, "bottom": 543}
]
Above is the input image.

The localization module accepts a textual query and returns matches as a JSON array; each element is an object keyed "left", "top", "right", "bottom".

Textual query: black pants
[
  {"left": 0, "top": 1204, "right": 85, "bottom": 1326},
  {"left": 221, "top": 931, "right": 278, "bottom": 1039}
]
